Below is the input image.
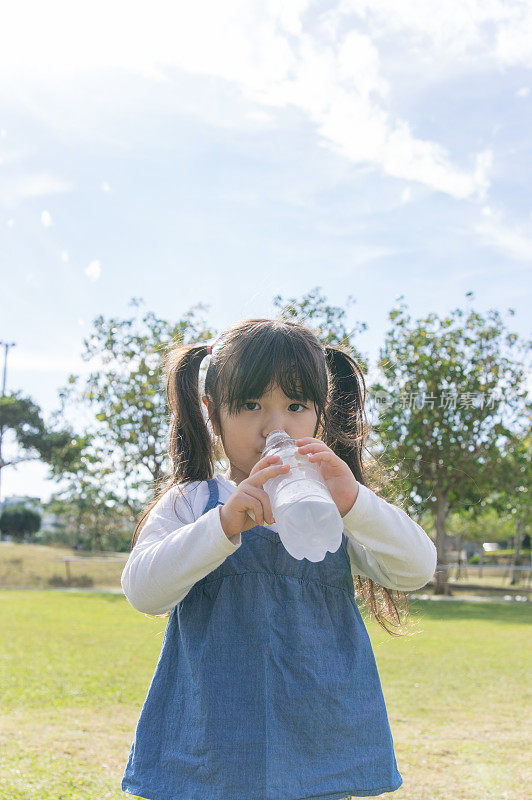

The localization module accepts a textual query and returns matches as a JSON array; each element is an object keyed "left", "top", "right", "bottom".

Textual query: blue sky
[{"left": 1, "top": 1, "right": 531, "bottom": 503}]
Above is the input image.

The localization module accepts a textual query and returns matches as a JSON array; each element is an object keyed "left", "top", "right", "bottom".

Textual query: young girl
[{"left": 121, "top": 317, "right": 437, "bottom": 800}]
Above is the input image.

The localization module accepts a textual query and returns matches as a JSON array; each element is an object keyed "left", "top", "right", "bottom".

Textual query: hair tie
[{"left": 206, "top": 345, "right": 212, "bottom": 355}]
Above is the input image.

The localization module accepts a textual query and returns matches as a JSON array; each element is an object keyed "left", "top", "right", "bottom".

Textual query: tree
[
  {"left": 45, "top": 487, "right": 133, "bottom": 552},
  {"left": 0, "top": 392, "right": 82, "bottom": 508},
  {"left": 53, "top": 297, "right": 218, "bottom": 515},
  {"left": 272, "top": 286, "right": 368, "bottom": 370},
  {"left": 48, "top": 289, "right": 370, "bottom": 548},
  {"left": 46, "top": 446, "right": 137, "bottom": 551},
  {"left": 443, "top": 414, "right": 531, "bottom": 583},
  {"left": 445, "top": 507, "right": 515, "bottom": 579},
  {"left": 485, "top": 415, "right": 532, "bottom": 584},
  {"left": 372, "top": 293, "right": 530, "bottom": 595},
  {"left": 0, "top": 504, "right": 41, "bottom": 542}
]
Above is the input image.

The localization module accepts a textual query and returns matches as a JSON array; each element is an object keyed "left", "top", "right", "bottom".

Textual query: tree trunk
[
  {"left": 433, "top": 494, "right": 452, "bottom": 595},
  {"left": 93, "top": 527, "right": 104, "bottom": 552},
  {"left": 455, "top": 533, "right": 463, "bottom": 580},
  {"left": 510, "top": 518, "right": 524, "bottom": 586},
  {"left": 74, "top": 507, "right": 83, "bottom": 549}
]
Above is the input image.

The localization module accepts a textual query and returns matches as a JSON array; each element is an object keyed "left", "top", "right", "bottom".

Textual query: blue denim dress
[{"left": 122, "top": 477, "right": 403, "bottom": 800}]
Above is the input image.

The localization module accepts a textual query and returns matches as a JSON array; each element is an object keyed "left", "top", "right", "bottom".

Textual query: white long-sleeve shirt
[{"left": 121, "top": 474, "right": 437, "bottom": 615}]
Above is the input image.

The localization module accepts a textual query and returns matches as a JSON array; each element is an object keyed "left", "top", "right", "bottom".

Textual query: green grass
[
  {"left": 0, "top": 542, "right": 128, "bottom": 590},
  {"left": 0, "top": 590, "right": 530, "bottom": 800},
  {"left": 1, "top": 542, "right": 530, "bottom": 596}
]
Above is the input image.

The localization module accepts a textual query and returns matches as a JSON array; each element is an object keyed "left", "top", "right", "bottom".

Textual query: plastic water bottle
[{"left": 260, "top": 429, "right": 344, "bottom": 562}]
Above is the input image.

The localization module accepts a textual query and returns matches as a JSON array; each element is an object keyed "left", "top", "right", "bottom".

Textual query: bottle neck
[{"left": 262, "top": 430, "right": 295, "bottom": 458}]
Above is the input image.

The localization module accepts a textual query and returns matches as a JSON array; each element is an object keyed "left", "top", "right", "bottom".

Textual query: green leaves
[
  {"left": 373, "top": 295, "right": 531, "bottom": 592},
  {"left": 53, "top": 298, "right": 218, "bottom": 520}
]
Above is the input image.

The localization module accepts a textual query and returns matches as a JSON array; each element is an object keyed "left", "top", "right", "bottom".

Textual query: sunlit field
[
  {"left": 0, "top": 590, "right": 529, "bottom": 800},
  {"left": 1, "top": 542, "right": 529, "bottom": 598}
]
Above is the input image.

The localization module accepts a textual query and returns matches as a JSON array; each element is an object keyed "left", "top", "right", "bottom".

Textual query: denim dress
[{"left": 122, "top": 477, "right": 403, "bottom": 800}]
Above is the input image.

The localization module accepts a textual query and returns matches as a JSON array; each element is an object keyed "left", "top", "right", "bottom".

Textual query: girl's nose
[{"left": 263, "top": 423, "right": 286, "bottom": 436}]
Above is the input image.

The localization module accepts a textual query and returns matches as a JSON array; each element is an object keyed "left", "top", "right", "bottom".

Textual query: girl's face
[{"left": 203, "top": 382, "right": 320, "bottom": 486}]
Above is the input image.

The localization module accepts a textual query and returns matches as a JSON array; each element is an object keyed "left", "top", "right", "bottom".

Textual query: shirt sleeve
[
  {"left": 121, "top": 481, "right": 242, "bottom": 615},
  {"left": 342, "top": 482, "right": 437, "bottom": 592}
]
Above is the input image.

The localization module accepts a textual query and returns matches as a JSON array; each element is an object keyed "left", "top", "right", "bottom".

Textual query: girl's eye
[
  {"left": 241, "top": 401, "right": 307, "bottom": 412},
  {"left": 289, "top": 403, "right": 307, "bottom": 412}
]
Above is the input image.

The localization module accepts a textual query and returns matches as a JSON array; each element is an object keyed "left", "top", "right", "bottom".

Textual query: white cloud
[
  {"left": 245, "top": 34, "right": 491, "bottom": 199},
  {"left": 85, "top": 260, "right": 101, "bottom": 281},
  {"left": 340, "top": 0, "right": 532, "bottom": 67},
  {"left": 515, "top": 86, "right": 530, "bottom": 98},
  {"left": 7, "top": 349, "right": 92, "bottom": 374},
  {"left": 244, "top": 110, "right": 276, "bottom": 124},
  {"left": 1, "top": 0, "right": 528, "bottom": 200},
  {"left": 481, "top": 205, "right": 500, "bottom": 219},
  {"left": 474, "top": 214, "right": 532, "bottom": 261},
  {"left": 495, "top": 7, "right": 532, "bottom": 67},
  {"left": 61, "top": 250, "right": 69, "bottom": 262},
  {"left": 41, "top": 210, "right": 52, "bottom": 227},
  {"left": 0, "top": 172, "right": 73, "bottom": 210}
]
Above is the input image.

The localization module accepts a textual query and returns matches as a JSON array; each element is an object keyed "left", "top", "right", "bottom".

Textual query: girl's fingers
[
  {"left": 249, "top": 462, "right": 290, "bottom": 485},
  {"left": 298, "top": 444, "right": 331, "bottom": 462},
  {"left": 243, "top": 486, "right": 276, "bottom": 525},
  {"left": 243, "top": 493, "right": 265, "bottom": 525},
  {"left": 245, "top": 462, "right": 290, "bottom": 525},
  {"left": 249, "top": 454, "right": 281, "bottom": 478},
  {"left": 297, "top": 442, "right": 328, "bottom": 453},
  {"left": 307, "top": 451, "right": 337, "bottom": 464}
]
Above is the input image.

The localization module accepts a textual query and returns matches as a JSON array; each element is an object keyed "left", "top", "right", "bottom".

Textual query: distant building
[{"left": 1, "top": 495, "right": 42, "bottom": 511}]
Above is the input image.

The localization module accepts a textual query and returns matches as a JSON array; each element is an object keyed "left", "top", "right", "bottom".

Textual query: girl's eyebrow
[{"left": 245, "top": 396, "right": 307, "bottom": 402}]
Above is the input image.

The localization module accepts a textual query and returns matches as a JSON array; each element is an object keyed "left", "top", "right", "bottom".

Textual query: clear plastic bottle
[{"left": 260, "top": 429, "right": 344, "bottom": 562}]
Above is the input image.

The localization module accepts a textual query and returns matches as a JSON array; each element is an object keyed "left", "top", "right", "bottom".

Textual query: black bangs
[{"left": 214, "top": 327, "right": 328, "bottom": 416}]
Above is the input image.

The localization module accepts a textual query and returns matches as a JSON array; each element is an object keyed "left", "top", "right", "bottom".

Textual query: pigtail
[
  {"left": 166, "top": 343, "right": 216, "bottom": 485},
  {"left": 323, "top": 346, "right": 367, "bottom": 484},
  {"left": 129, "top": 342, "right": 214, "bottom": 553},
  {"left": 324, "top": 345, "right": 411, "bottom": 637}
]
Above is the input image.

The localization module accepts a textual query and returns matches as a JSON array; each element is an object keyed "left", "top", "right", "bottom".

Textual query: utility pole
[{"left": 0, "top": 340, "right": 16, "bottom": 510}]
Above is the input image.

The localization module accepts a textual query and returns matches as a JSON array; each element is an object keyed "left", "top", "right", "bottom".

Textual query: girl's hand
[
  {"left": 294, "top": 437, "right": 359, "bottom": 518},
  {"left": 219, "top": 455, "right": 290, "bottom": 538}
]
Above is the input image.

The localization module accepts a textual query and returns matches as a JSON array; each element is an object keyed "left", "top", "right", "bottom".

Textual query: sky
[{"left": 1, "top": 0, "right": 531, "bottom": 503}]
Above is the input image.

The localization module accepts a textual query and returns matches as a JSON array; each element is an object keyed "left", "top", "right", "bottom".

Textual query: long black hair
[{"left": 131, "top": 317, "right": 411, "bottom": 635}]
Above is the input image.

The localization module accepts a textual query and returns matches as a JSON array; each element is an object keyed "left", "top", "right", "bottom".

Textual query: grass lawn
[
  {"left": 0, "top": 542, "right": 128, "bottom": 590},
  {"left": 0, "top": 590, "right": 530, "bottom": 800},
  {"left": 1, "top": 542, "right": 530, "bottom": 596}
]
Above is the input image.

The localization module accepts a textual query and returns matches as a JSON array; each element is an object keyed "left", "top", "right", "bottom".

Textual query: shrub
[{"left": 47, "top": 574, "right": 94, "bottom": 588}]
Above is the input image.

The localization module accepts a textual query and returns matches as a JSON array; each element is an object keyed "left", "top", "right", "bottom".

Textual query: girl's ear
[{"left": 202, "top": 395, "right": 221, "bottom": 437}]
